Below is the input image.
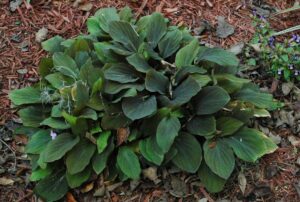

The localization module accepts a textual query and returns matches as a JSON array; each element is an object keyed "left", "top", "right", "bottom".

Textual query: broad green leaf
[
  {"left": 79, "top": 59, "right": 102, "bottom": 88},
  {"left": 172, "top": 76, "right": 201, "bottom": 105},
  {"left": 110, "top": 43, "right": 133, "bottom": 55},
  {"left": 198, "top": 162, "right": 226, "bottom": 193},
  {"left": 156, "top": 116, "right": 181, "bottom": 153},
  {"left": 145, "top": 70, "right": 169, "bottom": 94},
  {"left": 217, "top": 117, "right": 244, "bottom": 136},
  {"left": 94, "top": 42, "right": 119, "bottom": 63},
  {"left": 80, "top": 108, "right": 98, "bottom": 120},
  {"left": 61, "top": 111, "right": 77, "bottom": 126},
  {"left": 175, "top": 39, "right": 200, "bottom": 68},
  {"left": 38, "top": 58, "right": 53, "bottom": 78},
  {"left": 9, "top": 87, "right": 41, "bottom": 106},
  {"left": 26, "top": 130, "right": 51, "bottom": 154},
  {"left": 97, "top": 131, "right": 111, "bottom": 154},
  {"left": 159, "top": 29, "right": 182, "bottom": 58},
  {"left": 108, "top": 21, "right": 140, "bottom": 51},
  {"left": 93, "top": 140, "right": 114, "bottom": 174},
  {"left": 41, "top": 35, "right": 64, "bottom": 53},
  {"left": 18, "top": 106, "right": 46, "bottom": 127},
  {"left": 172, "top": 133, "right": 202, "bottom": 173},
  {"left": 72, "top": 81, "right": 89, "bottom": 111},
  {"left": 234, "top": 85, "right": 275, "bottom": 109},
  {"left": 44, "top": 133, "right": 79, "bottom": 162},
  {"left": 104, "top": 81, "right": 144, "bottom": 94},
  {"left": 187, "top": 116, "right": 216, "bottom": 137},
  {"left": 112, "top": 88, "right": 137, "bottom": 103},
  {"left": 119, "top": 6, "right": 133, "bottom": 22},
  {"left": 139, "top": 42, "right": 162, "bottom": 60},
  {"left": 53, "top": 52, "right": 79, "bottom": 79},
  {"left": 87, "top": 17, "right": 106, "bottom": 36},
  {"left": 40, "top": 117, "right": 70, "bottom": 130},
  {"left": 35, "top": 170, "right": 68, "bottom": 202},
  {"left": 174, "top": 65, "right": 207, "bottom": 85},
  {"left": 45, "top": 72, "right": 73, "bottom": 89},
  {"left": 224, "top": 127, "right": 277, "bottom": 162},
  {"left": 140, "top": 107, "right": 172, "bottom": 136},
  {"left": 101, "top": 112, "right": 132, "bottom": 130},
  {"left": 139, "top": 136, "right": 164, "bottom": 165},
  {"left": 194, "top": 86, "right": 230, "bottom": 115},
  {"left": 92, "top": 77, "right": 104, "bottom": 95},
  {"left": 66, "top": 38, "right": 90, "bottom": 58},
  {"left": 66, "top": 139, "right": 96, "bottom": 174},
  {"left": 126, "top": 53, "right": 152, "bottom": 73},
  {"left": 204, "top": 139, "right": 235, "bottom": 179},
  {"left": 75, "top": 51, "right": 90, "bottom": 68},
  {"left": 214, "top": 74, "right": 250, "bottom": 94},
  {"left": 51, "top": 105, "right": 62, "bottom": 118},
  {"left": 122, "top": 96, "right": 157, "bottom": 120},
  {"left": 117, "top": 147, "right": 141, "bottom": 179},
  {"left": 14, "top": 126, "right": 40, "bottom": 137},
  {"left": 136, "top": 15, "right": 151, "bottom": 37},
  {"left": 191, "top": 74, "right": 212, "bottom": 87},
  {"left": 196, "top": 48, "right": 239, "bottom": 67},
  {"left": 95, "top": 8, "right": 119, "bottom": 33},
  {"left": 66, "top": 166, "right": 91, "bottom": 188},
  {"left": 30, "top": 166, "right": 52, "bottom": 181},
  {"left": 146, "top": 12, "right": 167, "bottom": 48},
  {"left": 104, "top": 63, "right": 140, "bottom": 83},
  {"left": 87, "top": 94, "right": 105, "bottom": 111}
]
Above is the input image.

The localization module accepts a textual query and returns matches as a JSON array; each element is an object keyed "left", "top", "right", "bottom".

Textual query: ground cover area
[{"left": 0, "top": 0, "right": 300, "bottom": 201}]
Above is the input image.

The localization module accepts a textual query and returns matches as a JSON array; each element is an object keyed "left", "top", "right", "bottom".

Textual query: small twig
[
  {"left": 16, "top": 190, "right": 34, "bottom": 202},
  {"left": 0, "top": 138, "right": 17, "bottom": 170},
  {"left": 136, "top": 0, "right": 149, "bottom": 18},
  {"left": 199, "top": 186, "right": 214, "bottom": 202},
  {"left": 161, "top": 60, "right": 176, "bottom": 68},
  {"left": 16, "top": 7, "right": 28, "bottom": 26}
]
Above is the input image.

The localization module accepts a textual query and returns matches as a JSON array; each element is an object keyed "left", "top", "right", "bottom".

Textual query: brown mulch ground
[{"left": 0, "top": 0, "right": 300, "bottom": 201}]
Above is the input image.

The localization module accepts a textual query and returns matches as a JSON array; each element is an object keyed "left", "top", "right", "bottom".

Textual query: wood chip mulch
[{"left": 0, "top": 0, "right": 299, "bottom": 201}]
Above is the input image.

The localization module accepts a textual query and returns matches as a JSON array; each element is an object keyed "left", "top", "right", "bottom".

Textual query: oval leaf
[
  {"left": 145, "top": 70, "right": 169, "bottom": 94},
  {"left": 156, "top": 116, "right": 181, "bottom": 153},
  {"left": 44, "top": 133, "right": 79, "bottom": 162},
  {"left": 117, "top": 147, "right": 141, "bottom": 179},
  {"left": 35, "top": 170, "right": 68, "bottom": 202},
  {"left": 66, "top": 139, "right": 96, "bottom": 174},
  {"left": 175, "top": 39, "right": 200, "bottom": 68},
  {"left": 224, "top": 127, "right": 277, "bottom": 162},
  {"left": 203, "top": 139, "right": 235, "bottom": 179},
  {"left": 122, "top": 96, "right": 157, "bottom": 120},
  {"left": 194, "top": 86, "right": 230, "bottom": 115},
  {"left": 198, "top": 162, "right": 226, "bottom": 193},
  {"left": 172, "top": 133, "right": 202, "bottom": 173},
  {"left": 187, "top": 116, "right": 216, "bottom": 137}
]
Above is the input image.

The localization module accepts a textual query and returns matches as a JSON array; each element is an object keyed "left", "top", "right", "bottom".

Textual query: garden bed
[{"left": 0, "top": 0, "right": 299, "bottom": 201}]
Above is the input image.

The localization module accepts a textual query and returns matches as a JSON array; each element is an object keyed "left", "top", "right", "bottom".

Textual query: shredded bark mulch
[{"left": 0, "top": 0, "right": 299, "bottom": 201}]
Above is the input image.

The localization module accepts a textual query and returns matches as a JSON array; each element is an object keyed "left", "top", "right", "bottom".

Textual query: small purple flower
[
  {"left": 292, "top": 34, "right": 300, "bottom": 43},
  {"left": 252, "top": 9, "right": 257, "bottom": 16},
  {"left": 259, "top": 15, "right": 266, "bottom": 21},
  {"left": 268, "top": 36, "right": 275, "bottom": 47},
  {"left": 50, "top": 130, "right": 57, "bottom": 140}
]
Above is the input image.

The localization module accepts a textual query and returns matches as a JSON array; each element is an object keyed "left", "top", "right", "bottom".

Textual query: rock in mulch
[
  {"left": 216, "top": 16, "right": 235, "bottom": 38},
  {"left": 35, "top": 27, "right": 48, "bottom": 43}
]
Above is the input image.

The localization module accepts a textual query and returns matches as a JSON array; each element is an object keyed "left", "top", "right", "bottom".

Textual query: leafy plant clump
[
  {"left": 10, "top": 7, "right": 280, "bottom": 201},
  {"left": 245, "top": 11, "right": 300, "bottom": 81}
]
